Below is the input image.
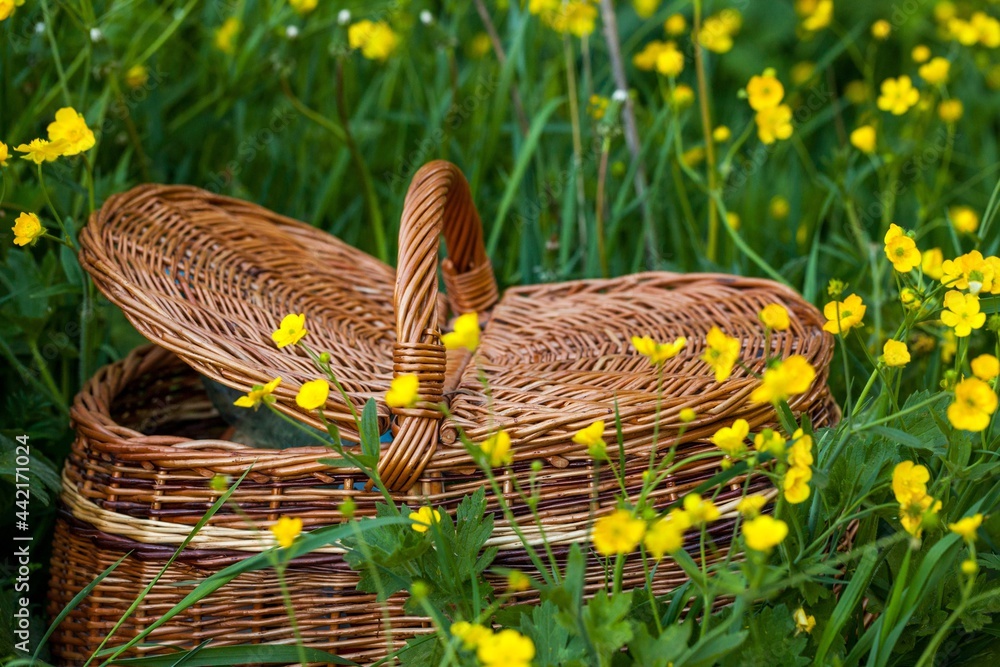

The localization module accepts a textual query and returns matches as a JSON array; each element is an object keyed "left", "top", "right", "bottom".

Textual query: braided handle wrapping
[{"left": 378, "top": 160, "right": 497, "bottom": 491}]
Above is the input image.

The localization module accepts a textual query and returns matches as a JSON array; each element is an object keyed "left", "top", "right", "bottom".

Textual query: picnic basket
[{"left": 48, "top": 160, "right": 840, "bottom": 663}]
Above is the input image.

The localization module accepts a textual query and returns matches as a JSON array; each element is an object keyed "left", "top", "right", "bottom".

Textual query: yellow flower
[
  {"left": 481, "top": 430, "right": 513, "bottom": 467},
  {"left": 592, "top": 509, "right": 646, "bottom": 556},
  {"left": 871, "top": 19, "right": 891, "bottom": 40},
  {"left": 410, "top": 505, "right": 442, "bottom": 533},
  {"left": 348, "top": 20, "right": 400, "bottom": 61},
  {"left": 918, "top": 57, "right": 950, "bottom": 85},
  {"left": 822, "top": 293, "right": 866, "bottom": 335},
  {"left": 587, "top": 95, "right": 609, "bottom": 120},
  {"left": 901, "top": 286, "right": 923, "bottom": 308},
  {"left": 633, "top": 0, "right": 660, "bottom": 19},
  {"left": 949, "top": 206, "right": 979, "bottom": 234},
  {"left": 385, "top": 374, "right": 420, "bottom": 409},
  {"left": 962, "top": 559, "right": 979, "bottom": 575},
  {"left": 948, "top": 17, "right": 979, "bottom": 45},
  {"left": 938, "top": 99, "right": 964, "bottom": 124},
  {"left": 664, "top": 13, "right": 687, "bottom": 35},
  {"left": 892, "top": 461, "right": 930, "bottom": 505},
  {"left": 736, "top": 494, "right": 768, "bottom": 517},
  {"left": 948, "top": 513, "right": 983, "bottom": 542},
  {"left": 0, "top": 141, "right": 8, "bottom": 167},
  {"left": 288, "top": 0, "right": 318, "bottom": 15},
  {"left": 451, "top": 621, "right": 491, "bottom": 651},
  {"left": 702, "top": 326, "right": 741, "bottom": 382},
  {"left": 506, "top": 570, "right": 531, "bottom": 592},
  {"left": 797, "top": 0, "right": 833, "bottom": 32},
  {"left": 883, "top": 224, "right": 921, "bottom": 273},
  {"left": 234, "top": 377, "right": 282, "bottom": 409},
  {"left": 755, "top": 104, "right": 793, "bottom": 144},
  {"left": 788, "top": 429, "right": 814, "bottom": 467},
  {"left": 295, "top": 379, "right": 329, "bottom": 410},
  {"left": 791, "top": 61, "right": 816, "bottom": 85},
  {"left": 759, "top": 303, "right": 790, "bottom": 331},
  {"left": 683, "top": 493, "right": 720, "bottom": 525},
  {"left": 442, "top": 312, "right": 480, "bottom": 352},
  {"left": 912, "top": 45, "right": 931, "bottom": 63},
  {"left": 900, "top": 492, "right": 941, "bottom": 537},
  {"left": 270, "top": 516, "right": 303, "bottom": 548},
  {"left": 214, "top": 17, "right": 241, "bottom": 54},
  {"left": 668, "top": 83, "right": 695, "bottom": 108},
  {"left": 750, "top": 355, "right": 817, "bottom": 405},
  {"left": 477, "top": 629, "right": 535, "bottom": 667},
  {"left": 572, "top": 420, "right": 607, "bottom": 459},
  {"left": 850, "top": 125, "right": 877, "bottom": 154},
  {"left": 844, "top": 80, "right": 868, "bottom": 104},
  {"left": 742, "top": 515, "right": 788, "bottom": 552},
  {"left": 783, "top": 464, "right": 813, "bottom": 504},
  {"left": 794, "top": 607, "right": 816, "bottom": 634},
  {"left": 631, "top": 335, "right": 686, "bottom": 364},
  {"left": 922, "top": 248, "right": 944, "bottom": 279},
  {"left": 941, "top": 291, "right": 986, "bottom": 338},
  {"left": 753, "top": 428, "right": 786, "bottom": 456},
  {"left": 124, "top": 64, "right": 149, "bottom": 89},
  {"left": 15, "top": 138, "right": 65, "bottom": 164},
  {"left": 697, "top": 10, "right": 740, "bottom": 53},
  {"left": 0, "top": 0, "right": 25, "bottom": 21},
  {"left": 935, "top": 1, "right": 957, "bottom": 24},
  {"left": 713, "top": 125, "right": 731, "bottom": 143},
  {"left": 948, "top": 377, "right": 998, "bottom": 432},
  {"left": 548, "top": 2, "right": 598, "bottom": 38},
  {"left": 882, "top": 340, "right": 910, "bottom": 368},
  {"left": 877, "top": 76, "right": 920, "bottom": 115},
  {"left": 770, "top": 196, "right": 790, "bottom": 220},
  {"left": 971, "top": 354, "right": 1000, "bottom": 381},
  {"left": 467, "top": 32, "right": 492, "bottom": 59},
  {"left": 941, "top": 251, "right": 995, "bottom": 293},
  {"left": 655, "top": 41, "right": 684, "bottom": 77},
  {"left": 972, "top": 11, "right": 1000, "bottom": 47},
  {"left": 528, "top": 0, "right": 560, "bottom": 16},
  {"left": 644, "top": 512, "right": 688, "bottom": 559},
  {"left": 711, "top": 419, "right": 749, "bottom": 455},
  {"left": 633, "top": 40, "right": 668, "bottom": 71},
  {"left": 12, "top": 212, "right": 45, "bottom": 247},
  {"left": 271, "top": 313, "right": 307, "bottom": 348},
  {"left": 746, "top": 73, "right": 785, "bottom": 111}
]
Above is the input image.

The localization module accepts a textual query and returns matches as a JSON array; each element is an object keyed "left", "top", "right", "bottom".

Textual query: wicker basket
[{"left": 49, "top": 160, "right": 840, "bottom": 663}]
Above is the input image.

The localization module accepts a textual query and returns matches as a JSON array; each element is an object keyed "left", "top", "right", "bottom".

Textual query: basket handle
[{"left": 379, "top": 160, "right": 498, "bottom": 491}]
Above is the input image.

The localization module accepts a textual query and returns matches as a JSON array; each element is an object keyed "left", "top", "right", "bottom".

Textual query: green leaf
[
  {"left": 360, "top": 398, "right": 380, "bottom": 463},
  {"left": 720, "top": 605, "right": 808, "bottom": 667},
  {"left": 629, "top": 622, "right": 690, "bottom": 667},
  {"left": 520, "top": 600, "right": 585, "bottom": 667},
  {"left": 111, "top": 645, "right": 358, "bottom": 666},
  {"left": 815, "top": 545, "right": 881, "bottom": 664},
  {"left": 581, "top": 591, "right": 634, "bottom": 660}
]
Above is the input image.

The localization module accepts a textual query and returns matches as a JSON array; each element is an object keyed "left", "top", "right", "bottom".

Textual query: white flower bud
[
  {"left": 89, "top": 27, "right": 103, "bottom": 42},
  {"left": 337, "top": 9, "right": 351, "bottom": 25},
  {"left": 285, "top": 25, "right": 299, "bottom": 39},
  {"left": 420, "top": 10, "right": 434, "bottom": 25},
  {"left": 969, "top": 281, "right": 983, "bottom": 295},
  {"left": 612, "top": 89, "right": 628, "bottom": 102},
  {"left": 34, "top": 22, "right": 45, "bottom": 34}
]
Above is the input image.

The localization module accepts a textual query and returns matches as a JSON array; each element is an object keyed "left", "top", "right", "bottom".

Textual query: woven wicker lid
[{"left": 79, "top": 161, "right": 836, "bottom": 493}]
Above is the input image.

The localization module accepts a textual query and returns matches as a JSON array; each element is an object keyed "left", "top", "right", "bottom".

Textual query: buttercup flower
[
  {"left": 713, "top": 125, "right": 731, "bottom": 142},
  {"left": 759, "top": 303, "right": 790, "bottom": 330},
  {"left": 794, "top": 607, "right": 816, "bottom": 634},
  {"left": 385, "top": 374, "right": 420, "bottom": 408},
  {"left": 882, "top": 340, "right": 910, "bottom": 367},
  {"left": 0, "top": 0, "right": 26, "bottom": 21},
  {"left": 919, "top": 57, "right": 950, "bottom": 85},
  {"left": 15, "top": 138, "right": 65, "bottom": 164},
  {"left": 702, "top": 326, "right": 741, "bottom": 382},
  {"left": 962, "top": 559, "right": 979, "bottom": 575},
  {"left": 587, "top": 95, "right": 609, "bottom": 120},
  {"left": 451, "top": 621, "right": 491, "bottom": 650},
  {"left": 938, "top": 99, "right": 964, "bottom": 123},
  {"left": 770, "top": 196, "right": 790, "bottom": 220},
  {"left": 737, "top": 494, "right": 768, "bottom": 517},
  {"left": 572, "top": 420, "right": 607, "bottom": 459},
  {"left": 12, "top": 212, "right": 45, "bottom": 247},
  {"left": 272, "top": 313, "right": 307, "bottom": 348},
  {"left": 783, "top": 464, "right": 812, "bottom": 504},
  {"left": 644, "top": 512, "right": 689, "bottom": 559},
  {"left": 633, "top": 41, "right": 669, "bottom": 71},
  {"left": 877, "top": 76, "right": 920, "bottom": 115},
  {"left": 288, "top": 0, "right": 318, "bottom": 14},
  {"left": 506, "top": 570, "right": 531, "bottom": 592},
  {"left": 850, "top": 125, "right": 877, "bottom": 154},
  {"left": 548, "top": 2, "right": 598, "bottom": 38},
  {"left": 481, "top": 430, "right": 513, "bottom": 467},
  {"left": 949, "top": 514, "right": 983, "bottom": 542},
  {"left": 442, "top": 312, "right": 480, "bottom": 352},
  {"left": 633, "top": 0, "right": 660, "bottom": 18},
  {"left": 753, "top": 428, "right": 785, "bottom": 456},
  {"left": 215, "top": 17, "right": 241, "bottom": 54},
  {"left": 883, "top": 224, "right": 921, "bottom": 273},
  {"left": 0, "top": 141, "right": 9, "bottom": 167},
  {"left": 900, "top": 491, "right": 942, "bottom": 537},
  {"left": 592, "top": 508, "right": 646, "bottom": 555},
  {"left": 477, "top": 629, "right": 535, "bottom": 667},
  {"left": 940, "top": 291, "right": 986, "bottom": 337},
  {"left": 746, "top": 72, "right": 785, "bottom": 111},
  {"left": 912, "top": 45, "right": 931, "bottom": 63},
  {"left": 655, "top": 41, "right": 684, "bottom": 77},
  {"left": 940, "top": 251, "right": 995, "bottom": 293},
  {"left": 295, "top": 379, "right": 329, "bottom": 410},
  {"left": 270, "top": 516, "right": 303, "bottom": 548},
  {"left": 679, "top": 407, "right": 697, "bottom": 422},
  {"left": 683, "top": 493, "right": 720, "bottom": 525},
  {"left": 742, "top": 515, "right": 788, "bottom": 552},
  {"left": 797, "top": 0, "right": 832, "bottom": 32},
  {"left": 871, "top": 19, "right": 891, "bottom": 40},
  {"left": 947, "top": 377, "right": 998, "bottom": 432},
  {"left": 234, "top": 377, "right": 282, "bottom": 409},
  {"left": 410, "top": 505, "right": 442, "bottom": 533},
  {"left": 755, "top": 104, "right": 793, "bottom": 144},
  {"left": 750, "top": 355, "right": 817, "bottom": 405},
  {"left": 949, "top": 206, "right": 979, "bottom": 234},
  {"left": 823, "top": 293, "right": 866, "bottom": 335},
  {"left": 124, "top": 64, "right": 149, "bottom": 89},
  {"left": 631, "top": 335, "right": 686, "bottom": 364},
  {"left": 892, "top": 461, "right": 929, "bottom": 505},
  {"left": 788, "top": 429, "right": 814, "bottom": 468},
  {"left": 971, "top": 354, "right": 999, "bottom": 381},
  {"left": 711, "top": 419, "right": 749, "bottom": 455},
  {"left": 664, "top": 13, "right": 687, "bottom": 35},
  {"left": 668, "top": 83, "right": 695, "bottom": 108},
  {"left": 348, "top": 20, "right": 400, "bottom": 61},
  {"left": 698, "top": 10, "right": 740, "bottom": 53},
  {"left": 922, "top": 248, "right": 944, "bottom": 279}
]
